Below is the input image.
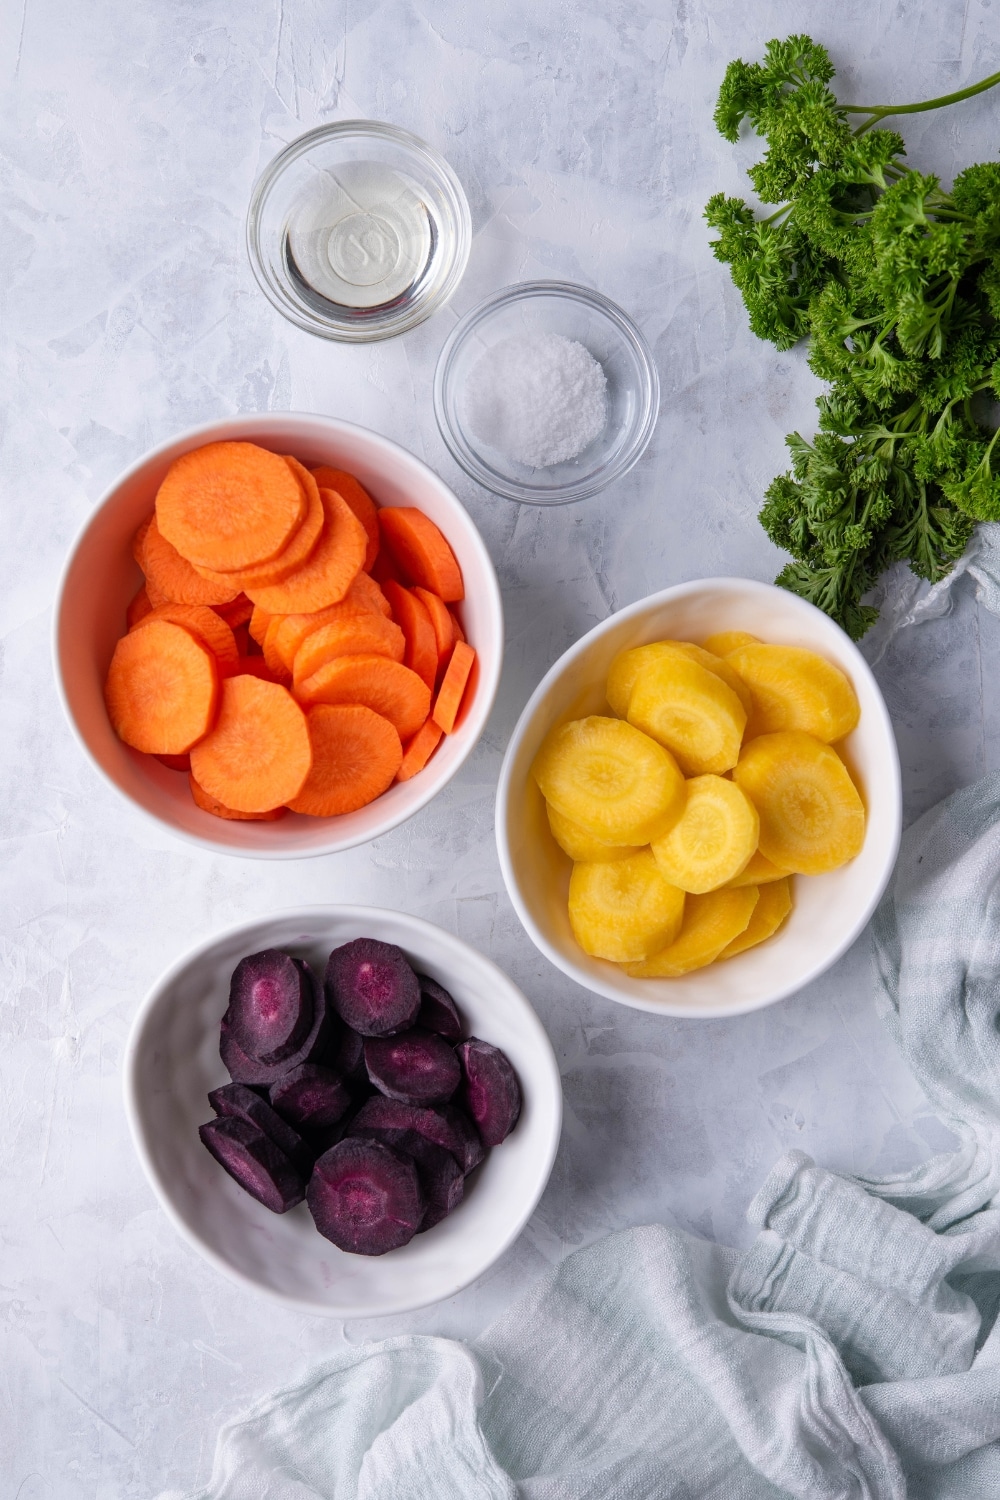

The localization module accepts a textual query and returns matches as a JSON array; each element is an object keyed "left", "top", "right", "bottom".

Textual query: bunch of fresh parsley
[{"left": 706, "top": 36, "right": 1000, "bottom": 637}]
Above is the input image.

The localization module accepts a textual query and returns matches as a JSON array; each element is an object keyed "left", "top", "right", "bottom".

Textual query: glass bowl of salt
[
  {"left": 246, "top": 121, "right": 471, "bottom": 342},
  {"left": 433, "top": 281, "right": 659, "bottom": 504}
]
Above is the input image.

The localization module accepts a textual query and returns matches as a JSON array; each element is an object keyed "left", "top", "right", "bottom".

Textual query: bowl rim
[
  {"left": 122, "top": 903, "right": 563, "bottom": 1316},
  {"left": 433, "top": 279, "right": 661, "bottom": 505},
  {"left": 246, "top": 119, "right": 473, "bottom": 343},
  {"left": 52, "top": 412, "right": 504, "bottom": 860},
  {"left": 495, "top": 576, "right": 903, "bottom": 1019}
]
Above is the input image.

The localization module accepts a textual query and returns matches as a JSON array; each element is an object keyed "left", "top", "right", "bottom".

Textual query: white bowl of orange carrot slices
[
  {"left": 496, "top": 578, "right": 901, "bottom": 1019},
  {"left": 54, "top": 415, "right": 503, "bottom": 857}
]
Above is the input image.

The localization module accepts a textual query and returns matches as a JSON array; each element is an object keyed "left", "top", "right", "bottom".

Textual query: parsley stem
[{"left": 844, "top": 68, "right": 1000, "bottom": 122}]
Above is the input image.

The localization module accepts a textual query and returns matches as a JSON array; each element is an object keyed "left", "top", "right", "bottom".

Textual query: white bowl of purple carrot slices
[{"left": 123, "top": 906, "right": 562, "bottom": 1315}]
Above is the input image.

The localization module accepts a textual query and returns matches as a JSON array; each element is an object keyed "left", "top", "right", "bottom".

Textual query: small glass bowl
[
  {"left": 433, "top": 281, "right": 660, "bottom": 504},
  {"left": 246, "top": 121, "right": 471, "bottom": 343}
]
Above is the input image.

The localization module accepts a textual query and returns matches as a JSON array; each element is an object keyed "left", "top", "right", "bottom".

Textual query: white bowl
[
  {"left": 123, "top": 906, "right": 562, "bottom": 1316},
  {"left": 53, "top": 414, "right": 503, "bottom": 858},
  {"left": 495, "top": 578, "right": 902, "bottom": 1019}
]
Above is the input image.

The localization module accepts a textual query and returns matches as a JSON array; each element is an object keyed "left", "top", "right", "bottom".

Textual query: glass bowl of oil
[{"left": 247, "top": 122, "right": 471, "bottom": 343}]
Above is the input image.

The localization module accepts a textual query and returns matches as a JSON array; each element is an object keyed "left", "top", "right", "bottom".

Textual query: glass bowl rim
[
  {"left": 433, "top": 279, "right": 660, "bottom": 505},
  {"left": 245, "top": 119, "right": 472, "bottom": 343}
]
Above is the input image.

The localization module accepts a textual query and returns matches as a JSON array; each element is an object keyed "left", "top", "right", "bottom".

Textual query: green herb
[{"left": 706, "top": 36, "right": 1000, "bottom": 637}]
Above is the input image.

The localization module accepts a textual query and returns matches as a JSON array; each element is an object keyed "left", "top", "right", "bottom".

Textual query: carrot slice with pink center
[
  {"left": 155, "top": 441, "right": 306, "bottom": 571},
  {"left": 189, "top": 773, "right": 287, "bottom": 821},
  {"left": 141, "top": 515, "right": 242, "bottom": 605},
  {"left": 293, "top": 614, "right": 405, "bottom": 688},
  {"left": 288, "top": 705, "right": 402, "bottom": 816},
  {"left": 396, "top": 718, "right": 444, "bottom": 782},
  {"left": 105, "top": 620, "right": 219, "bottom": 754},
  {"left": 378, "top": 508, "right": 464, "bottom": 602},
  {"left": 133, "top": 603, "right": 240, "bottom": 673},
  {"left": 246, "top": 488, "right": 367, "bottom": 613},
  {"left": 190, "top": 676, "right": 312, "bottom": 812},
  {"left": 310, "top": 467, "right": 380, "bottom": 571},
  {"left": 382, "top": 581, "right": 438, "bottom": 690},
  {"left": 295, "top": 654, "right": 430, "bottom": 741},
  {"left": 432, "top": 640, "right": 476, "bottom": 733}
]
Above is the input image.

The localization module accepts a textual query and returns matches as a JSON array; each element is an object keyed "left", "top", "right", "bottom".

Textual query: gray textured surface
[{"left": 2, "top": 0, "right": 999, "bottom": 1493}]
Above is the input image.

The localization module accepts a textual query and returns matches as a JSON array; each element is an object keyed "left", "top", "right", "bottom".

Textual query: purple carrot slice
[
  {"left": 456, "top": 1037, "right": 522, "bottom": 1147},
  {"left": 269, "top": 1065, "right": 351, "bottom": 1134},
  {"left": 307, "top": 1137, "right": 424, "bottom": 1255},
  {"left": 349, "top": 1095, "right": 485, "bottom": 1175},
  {"left": 416, "top": 976, "right": 463, "bottom": 1041},
  {"left": 198, "top": 1116, "right": 305, "bottom": 1213},
  {"left": 225, "top": 950, "right": 314, "bottom": 1064},
  {"left": 327, "top": 1024, "right": 368, "bottom": 1085},
  {"left": 220, "top": 964, "right": 330, "bottom": 1087},
  {"left": 208, "top": 1081, "right": 312, "bottom": 1176},
  {"left": 325, "top": 938, "right": 421, "bottom": 1037},
  {"left": 364, "top": 1028, "right": 461, "bottom": 1106}
]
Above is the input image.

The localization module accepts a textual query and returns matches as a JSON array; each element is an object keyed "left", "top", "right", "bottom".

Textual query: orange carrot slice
[
  {"left": 132, "top": 519, "right": 151, "bottom": 565},
  {"left": 105, "top": 620, "right": 219, "bottom": 754},
  {"left": 141, "top": 515, "right": 242, "bottom": 606},
  {"left": 382, "top": 580, "right": 438, "bottom": 690},
  {"left": 193, "top": 459, "right": 325, "bottom": 588},
  {"left": 262, "top": 617, "right": 293, "bottom": 684},
  {"left": 272, "top": 599, "right": 376, "bottom": 674},
  {"left": 233, "top": 655, "right": 278, "bottom": 681},
  {"left": 292, "top": 614, "right": 405, "bottom": 688},
  {"left": 134, "top": 603, "right": 239, "bottom": 673},
  {"left": 449, "top": 608, "right": 465, "bottom": 645},
  {"left": 396, "top": 718, "right": 444, "bottom": 782},
  {"left": 348, "top": 570, "right": 392, "bottom": 618},
  {"left": 432, "top": 640, "right": 476, "bottom": 733},
  {"left": 249, "top": 605, "right": 274, "bottom": 647},
  {"left": 156, "top": 752, "right": 192, "bottom": 771},
  {"left": 412, "top": 587, "right": 455, "bottom": 674},
  {"left": 288, "top": 705, "right": 402, "bottom": 816},
  {"left": 295, "top": 654, "right": 431, "bottom": 741},
  {"left": 189, "top": 773, "right": 287, "bottom": 821},
  {"left": 311, "top": 467, "right": 380, "bottom": 571},
  {"left": 155, "top": 441, "right": 306, "bottom": 571},
  {"left": 126, "top": 586, "right": 153, "bottom": 629},
  {"left": 246, "top": 488, "right": 367, "bottom": 613},
  {"left": 190, "top": 676, "right": 312, "bottom": 812},
  {"left": 378, "top": 508, "right": 464, "bottom": 602},
  {"left": 212, "top": 593, "right": 254, "bottom": 629}
]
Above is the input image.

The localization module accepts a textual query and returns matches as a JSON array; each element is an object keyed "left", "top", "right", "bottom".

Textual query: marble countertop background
[{"left": 3, "top": 0, "right": 999, "bottom": 1492}]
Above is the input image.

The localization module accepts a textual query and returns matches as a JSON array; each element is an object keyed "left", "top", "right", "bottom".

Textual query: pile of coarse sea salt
[{"left": 465, "top": 332, "right": 608, "bottom": 469}]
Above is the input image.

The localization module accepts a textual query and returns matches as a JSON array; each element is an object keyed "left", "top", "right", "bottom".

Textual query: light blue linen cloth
[{"left": 166, "top": 772, "right": 1000, "bottom": 1500}]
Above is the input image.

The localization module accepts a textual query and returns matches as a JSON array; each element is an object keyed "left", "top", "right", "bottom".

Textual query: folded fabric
[{"left": 166, "top": 771, "right": 1000, "bottom": 1500}]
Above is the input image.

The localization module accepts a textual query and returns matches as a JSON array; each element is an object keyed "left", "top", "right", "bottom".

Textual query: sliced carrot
[
  {"left": 382, "top": 580, "right": 437, "bottom": 690},
  {"left": 262, "top": 617, "right": 293, "bottom": 684},
  {"left": 126, "top": 586, "right": 153, "bottom": 630},
  {"left": 141, "top": 515, "right": 242, "bottom": 606},
  {"left": 189, "top": 773, "right": 287, "bottom": 821},
  {"left": 133, "top": 603, "right": 239, "bottom": 674},
  {"left": 156, "top": 752, "right": 191, "bottom": 771},
  {"left": 233, "top": 655, "right": 278, "bottom": 681},
  {"left": 193, "top": 459, "right": 325, "bottom": 588},
  {"left": 348, "top": 570, "right": 392, "bottom": 618},
  {"left": 378, "top": 508, "right": 464, "bottom": 602},
  {"left": 292, "top": 614, "right": 405, "bottom": 688},
  {"left": 249, "top": 605, "right": 274, "bottom": 647},
  {"left": 155, "top": 441, "right": 306, "bottom": 572},
  {"left": 288, "top": 705, "right": 402, "bottom": 816},
  {"left": 213, "top": 593, "right": 254, "bottom": 628},
  {"left": 412, "top": 587, "right": 455, "bottom": 675},
  {"left": 396, "top": 718, "right": 444, "bottom": 782},
  {"left": 449, "top": 608, "right": 465, "bottom": 645},
  {"left": 272, "top": 599, "right": 375, "bottom": 674},
  {"left": 190, "top": 676, "right": 312, "bottom": 812},
  {"left": 295, "top": 655, "right": 431, "bottom": 741},
  {"left": 132, "top": 518, "right": 152, "bottom": 565},
  {"left": 432, "top": 640, "right": 476, "bottom": 733},
  {"left": 310, "top": 467, "right": 380, "bottom": 571},
  {"left": 246, "top": 487, "right": 367, "bottom": 613},
  {"left": 105, "top": 620, "right": 218, "bottom": 754}
]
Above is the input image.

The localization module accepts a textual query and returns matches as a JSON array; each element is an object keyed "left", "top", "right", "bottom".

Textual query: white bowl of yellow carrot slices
[
  {"left": 495, "top": 578, "right": 901, "bottom": 1018},
  {"left": 54, "top": 415, "right": 502, "bottom": 858}
]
